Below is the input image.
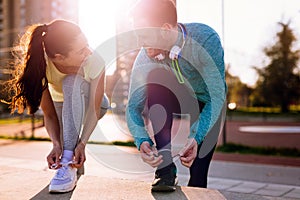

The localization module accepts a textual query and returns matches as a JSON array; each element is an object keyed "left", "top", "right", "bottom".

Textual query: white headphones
[
  {"left": 154, "top": 23, "right": 187, "bottom": 61},
  {"left": 169, "top": 23, "right": 186, "bottom": 60},
  {"left": 169, "top": 45, "right": 182, "bottom": 60}
]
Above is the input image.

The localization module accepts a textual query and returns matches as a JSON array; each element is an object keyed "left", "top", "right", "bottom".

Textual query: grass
[
  {"left": 1, "top": 135, "right": 299, "bottom": 158},
  {"left": 0, "top": 116, "right": 43, "bottom": 125},
  {"left": 236, "top": 105, "right": 300, "bottom": 113},
  {"left": 77, "top": 140, "right": 136, "bottom": 147},
  {"left": 216, "top": 143, "right": 300, "bottom": 158},
  {"left": 229, "top": 109, "right": 300, "bottom": 117},
  {"left": 226, "top": 109, "right": 300, "bottom": 122},
  {"left": 0, "top": 135, "right": 51, "bottom": 141},
  {"left": 0, "top": 135, "right": 136, "bottom": 146}
]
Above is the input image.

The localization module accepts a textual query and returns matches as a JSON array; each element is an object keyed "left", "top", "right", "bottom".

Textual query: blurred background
[{"left": 0, "top": 0, "right": 299, "bottom": 154}]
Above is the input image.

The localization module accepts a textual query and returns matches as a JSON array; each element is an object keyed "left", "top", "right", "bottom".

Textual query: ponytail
[
  {"left": 10, "top": 24, "right": 48, "bottom": 114},
  {"left": 8, "top": 20, "right": 81, "bottom": 114}
]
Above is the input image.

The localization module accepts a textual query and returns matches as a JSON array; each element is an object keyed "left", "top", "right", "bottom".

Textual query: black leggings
[{"left": 147, "top": 68, "right": 215, "bottom": 188}]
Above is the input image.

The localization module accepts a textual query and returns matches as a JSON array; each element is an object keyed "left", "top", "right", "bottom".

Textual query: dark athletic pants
[{"left": 146, "top": 68, "right": 217, "bottom": 188}]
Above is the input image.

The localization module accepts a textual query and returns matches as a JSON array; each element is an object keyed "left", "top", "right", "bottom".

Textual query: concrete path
[
  {"left": 1, "top": 113, "right": 300, "bottom": 199},
  {"left": 0, "top": 140, "right": 299, "bottom": 199},
  {"left": 0, "top": 140, "right": 224, "bottom": 200}
]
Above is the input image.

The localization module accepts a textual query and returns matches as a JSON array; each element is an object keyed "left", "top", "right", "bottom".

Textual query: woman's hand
[
  {"left": 47, "top": 144, "right": 62, "bottom": 169},
  {"left": 73, "top": 141, "right": 86, "bottom": 168},
  {"left": 179, "top": 138, "right": 198, "bottom": 168},
  {"left": 140, "top": 142, "right": 163, "bottom": 167}
]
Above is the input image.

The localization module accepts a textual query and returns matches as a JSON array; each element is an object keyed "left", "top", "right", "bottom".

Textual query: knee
[
  {"left": 63, "top": 75, "right": 77, "bottom": 86},
  {"left": 62, "top": 75, "right": 86, "bottom": 93},
  {"left": 62, "top": 75, "right": 77, "bottom": 93}
]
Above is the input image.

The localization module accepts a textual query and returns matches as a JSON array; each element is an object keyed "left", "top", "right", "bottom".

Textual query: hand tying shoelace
[
  {"left": 172, "top": 154, "right": 183, "bottom": 159},
  {"left": 51, "top": 160, "right": 75, "bottom": 169}
]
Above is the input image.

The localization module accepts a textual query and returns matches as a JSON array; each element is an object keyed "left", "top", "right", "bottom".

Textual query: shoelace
[
  {"left": 54, "top": 161, "right": 75, "bottom": 179},
  {"left": 51, "top": 160, "right": 74, "bottom": 169},
  {"left": 172, "top": 154, "right": 182, "bottom": 159},
  {"left": 56, "top": 166, "right": 69, "bottom": 179},
  {"left": 152, "top": 146, "right": 183, "bottom": 160}
]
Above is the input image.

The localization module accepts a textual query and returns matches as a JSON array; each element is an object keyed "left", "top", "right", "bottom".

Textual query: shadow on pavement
[
  {"left": 30, "top": 174, "right": 83, "bottom": 199},
  {"left": 151, "top": 187, "right": 188, "bottom": 200}
]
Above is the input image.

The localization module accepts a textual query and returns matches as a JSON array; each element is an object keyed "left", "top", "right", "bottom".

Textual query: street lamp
[
  {"left": 222, "top": 102, "right": 237, "bottom": 145},
  {"left": 228, "top": 102, "right": 237, "bottom": 111},
  {"left": 228, "top": 102, "right": 237, "bottom": 121}
]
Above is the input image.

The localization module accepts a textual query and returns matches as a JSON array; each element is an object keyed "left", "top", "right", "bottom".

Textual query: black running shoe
[{"left": 151, "top": 163, "right": 178, "bottom": 192}]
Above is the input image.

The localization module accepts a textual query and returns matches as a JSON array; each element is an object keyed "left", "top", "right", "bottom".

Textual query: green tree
[
  {"left": 226, "top": 66, "right": 253, "bottom": 107},
  {"left": 253, "top": 21, "right": 300, "bottom": 112}
]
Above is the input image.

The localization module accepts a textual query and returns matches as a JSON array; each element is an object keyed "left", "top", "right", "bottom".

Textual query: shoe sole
[
  {"left": 151, "top": 178, "right": 178, "bottom": 192},
  {"left": 49, "top": 180, "right": 77, "bottom": 193},
  {"left": 151, "top": 185, "right": 176, "bottom": 192}
]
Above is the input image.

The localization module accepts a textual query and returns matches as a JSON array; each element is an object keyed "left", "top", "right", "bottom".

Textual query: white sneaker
[{"left": 49, "top": 164, "right": 77, "bottom": 193}]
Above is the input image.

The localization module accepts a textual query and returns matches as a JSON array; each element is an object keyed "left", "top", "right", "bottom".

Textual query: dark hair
[
  {"left": 9, "top": 19, "right": 81, "bottom": 114},
  {"left": 130, "top": 0, "right": 177, "bottom": 26}
]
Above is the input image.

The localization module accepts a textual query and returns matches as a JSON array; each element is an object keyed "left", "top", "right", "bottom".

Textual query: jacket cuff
[{"left": 134, "top": 137, "right": 154, "bottom": 151}]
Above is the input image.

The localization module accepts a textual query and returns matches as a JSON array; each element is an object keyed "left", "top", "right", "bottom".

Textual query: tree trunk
[{"left": 281, "top": 101, "right": 289, "bottom": 113}]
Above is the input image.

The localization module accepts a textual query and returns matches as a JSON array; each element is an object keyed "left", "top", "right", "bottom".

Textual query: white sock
[{"left": 61, "top": 150, "right": 73, "bottom": 163}]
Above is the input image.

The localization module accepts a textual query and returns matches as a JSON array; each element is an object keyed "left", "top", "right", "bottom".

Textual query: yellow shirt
[{"left": 46, "top": 54, "right": 105, "bottom": 102}]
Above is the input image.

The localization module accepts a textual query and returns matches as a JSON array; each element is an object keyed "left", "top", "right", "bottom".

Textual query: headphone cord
[
  {"left": 170, "top": 23, "right": 186, "bottom": 84},
  {"left": 171, "top": 59, "right": 185, "bottom": 84}
]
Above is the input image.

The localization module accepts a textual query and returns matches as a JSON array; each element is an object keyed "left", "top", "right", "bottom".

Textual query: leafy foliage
[
  {"left": 217, "top": 143, "right": 300, "bottom": 158},
  {"left": 252, "top": 22, "right": 300, "bottom": 112}
]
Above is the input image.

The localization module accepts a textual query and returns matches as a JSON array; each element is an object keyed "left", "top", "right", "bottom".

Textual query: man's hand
[
  {"left": 140, "top": 141, "right": 163, "bottom": 167},
  {"left": 179, "top": 138, "right": 198, "bottom": 168},
  {"left": 73, "top": 142, "right": 86, "bottom": 168},
  {"left": 47, "top": 144, "right": 62, "bottom": 169}
]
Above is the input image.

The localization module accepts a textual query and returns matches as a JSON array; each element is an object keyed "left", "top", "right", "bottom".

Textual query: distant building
[
  {"left": 0, "top": 0, "right": 78, "bottom": 82},
  {"left": 0, "top": 0, "right": 79, "bottom": 114},
  {"left": 106, "top": 0, "right": 138, "bottom": 114}
]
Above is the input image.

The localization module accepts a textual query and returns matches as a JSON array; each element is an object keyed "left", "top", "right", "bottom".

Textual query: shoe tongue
[
  {"left": 61, "top": 157, "right": 71, "bottom": 163},
  {"left": 57, "top": 166, "right": 68, "bottom": 178}
]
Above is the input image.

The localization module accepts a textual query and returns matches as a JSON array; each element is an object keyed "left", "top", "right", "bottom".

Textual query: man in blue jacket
[{"left": 126, "top": 0, "right": 227, "bottom": 192}]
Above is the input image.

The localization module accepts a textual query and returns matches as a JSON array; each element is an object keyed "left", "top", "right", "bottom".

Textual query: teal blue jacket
[{"left": 126, "top": 23, "right": 227, "bottom": 150}]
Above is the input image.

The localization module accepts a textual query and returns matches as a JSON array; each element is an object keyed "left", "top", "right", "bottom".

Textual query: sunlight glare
[
  {"left": 79, "top": 0, "right": 118, "bottom": 48},
  {"left": 79, "top": 0, "right": 120, "bottom": 75}
]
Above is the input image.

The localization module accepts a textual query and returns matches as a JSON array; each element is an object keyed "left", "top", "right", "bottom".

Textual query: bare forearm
[
  {"left": 41, "top": 89, "right": 61, "bottom": 147},
  {"left": 44, "top": 115, "right": 61, "bottom": 146}
]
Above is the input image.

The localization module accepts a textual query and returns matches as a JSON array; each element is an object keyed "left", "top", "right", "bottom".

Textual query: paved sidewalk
[
  {"left": 0, "top": 140, "right": 299, "bottom": 199},
  {"left": 1, "top": 166, "right": 224, "bottom": 200},
  {"left": 88, "top": 143, "right": 300, "bottom": 199},
  {"left": 1, "top": 114, "right": 300, "bottom": 199},
  {"left": 0, "top": 140, "right": 224, "bottom": 200}
]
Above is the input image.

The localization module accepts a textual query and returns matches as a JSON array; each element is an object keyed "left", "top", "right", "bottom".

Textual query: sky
[{"left": 79, "top": 0, "right": 300, "bottom": 87}]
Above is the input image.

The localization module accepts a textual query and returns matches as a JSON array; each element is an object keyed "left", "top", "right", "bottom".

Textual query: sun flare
[{"left": 79, "top": 0, "right": 120, "bottom": 48}]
